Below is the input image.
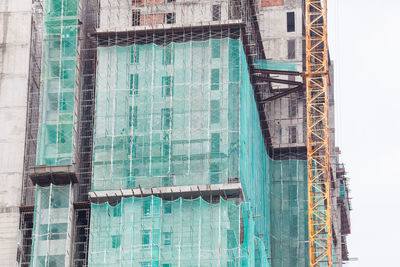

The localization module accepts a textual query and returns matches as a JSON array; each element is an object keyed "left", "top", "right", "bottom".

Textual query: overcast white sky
[{"left": 327, "top": 0, "right": 400, "bottom": 266}]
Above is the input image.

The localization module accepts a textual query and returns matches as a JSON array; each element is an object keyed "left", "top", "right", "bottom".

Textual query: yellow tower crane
[{"left": 305, "top": 0, "right": 333, "bottom": 266}]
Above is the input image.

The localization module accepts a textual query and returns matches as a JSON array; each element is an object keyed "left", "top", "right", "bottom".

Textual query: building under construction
[{"left": 0, "top": 0, "right": 351, "bottom": 266}]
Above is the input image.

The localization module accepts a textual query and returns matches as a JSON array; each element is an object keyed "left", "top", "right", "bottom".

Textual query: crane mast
[{"left": 305, "top": 0, "right": 333, "bottom": 266}]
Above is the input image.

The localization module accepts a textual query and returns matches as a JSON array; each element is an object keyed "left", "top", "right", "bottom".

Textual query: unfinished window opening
[
  {"left": 210, "top": 100, "right": 220, "bottom": 123},
  {"left": 289, "top": 185, "right": 298, "bottom": 207},
  {"left": 161, "top": 108, "right": 172, "bottom": 129},
  {"left": 132, "top": 10, "right": 141, "bottom": 26},
  {"left": 112, "top": 235, "right": 121, "bottom": 248},
  {"left": 130, "top": 74, "right": 139, "bottom": 95},
  {"left": 162, "top": 232, "right": 171, "bottom": 245},
  {"left": 212, "top": 4, "right": 221, "bottom": 21},
  {"left": 210, "top": 163, "right": 219, "bottom": 184},
  {"left": 289, "top": 215, "right": 298, "bottom": 237},
  {"left": 228, "top": 0, "right": 240, "bottom": 19},
  {"left": 162, "top": 132, "right": 170, "bottom": 157},
  {"left": 163, "top": 47, "right": 172, "bottom": 65},
  {"left": 211, "top": 69, "right": 220, "bottom": 90},
  {"left": 288, "top": 96, "right": 297, "bottom": 118},
  {"left": 129, "top": 106, "right": 138, "bottom": 128},
  {"left": 210, "top": 133, "right": 220, "bottom": 153},
  {"left": 165, "top": 0, "right": 175, "bottom": 3},
  {"left": 142, "top": 230, "right": 150, "bottom": 245},
  {"left": 288, "top": 40, "right": 296, "bottom": 59},
  {"left": 211, "top": 39, "right": 221, "bottom": 58},
  {"left": 143, "top": 202, "right": 151, "bottom": 216},
  {"left": 287, "top": 12, "right": 295, "bottom": 32},
  {"left": 164, "top": 13, "right": 176, "bottom": 24},
  {"left": 227, "top": 229, "right": 236, "bottom": 248},
  {"left": 162, "top": 76, "right": 173, "bottom": 96},
  {"left": 289, "top": 126, "right": 297, "bottom": 144},
  {"left": 164, "top": 202, "right": 172, "bottom": 214},
  {"left": 131, "top": 46, "right": 139, "bottom": 64}
]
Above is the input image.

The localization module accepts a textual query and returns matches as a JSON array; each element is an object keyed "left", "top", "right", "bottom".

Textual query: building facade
[{"left": 0, "top": 0, "right": 351, "bottom": 266}]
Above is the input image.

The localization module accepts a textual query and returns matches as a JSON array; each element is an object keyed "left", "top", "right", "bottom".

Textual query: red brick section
[
  {"left": 133, "top": 0, "right": 163, "bottom": 7},
  {"left": 141, "top": 13, "right": 164, "bottom": 25},
  {"left": 261, "top": 0, "right": 284, "bottom": 7}
]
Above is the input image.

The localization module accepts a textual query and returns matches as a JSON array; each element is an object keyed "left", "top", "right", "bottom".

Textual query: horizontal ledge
[
  {"left": 29, "top": 165, "right": 78, "bottom": 186},
  {"left": 94, "top": 20, "right": 244, "bottom": 36},
  {"left": 89, "top": 182, "right": 243, "bottom": 204}
]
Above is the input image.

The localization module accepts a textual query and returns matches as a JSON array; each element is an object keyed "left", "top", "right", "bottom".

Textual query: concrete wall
[
  {"left": 98, "top": 0, "right": 235, "bottom": 31},
  {"left": 258, "top": 0, "right": 306, "bottom": 149},
  {"left": 0, "top": 0, "right": 31, "bottom": 265}
]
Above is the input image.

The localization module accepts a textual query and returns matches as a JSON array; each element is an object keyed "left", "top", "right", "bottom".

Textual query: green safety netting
[
  {"left": 253, "top": 59, "right": 298, "bottom": 72},
  {"left": 30, "top": 0, "right": 78, "bottom": 265},
  {"left": 91, "top": 37, "right": 272, "bottom": 261},
  {"left": 30, "top": 184, "right": 74, "bottom": 266},
  {"left": 36, "top": 0, "right": 79, "bottom": 166},
  {"left": 92, "top": 38, "right": 242, "bottom": 190},
  {"left": 268, "top": 159, "right": 308, "bottom": 267},
  {"left": 89, "top": 196, "right": 269, "bottom": 267}
]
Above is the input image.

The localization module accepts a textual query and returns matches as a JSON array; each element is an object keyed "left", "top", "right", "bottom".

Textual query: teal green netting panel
[
  {"left": 92, "top": 38, "right": 241, "bottom": 190},
  {"left": 253, "top": 59, "right": 297, "bottom": 72},
  {"left": 36, "top": 0, "right": 78, "bottom": 165},
  {"left": 237, "top": 46, "right": 271, "bottom": 262},
  {"left": 268, "top": 159, "right": 308, "bottom": 267},
  {"left": 30, "top": 184, "right": 73, "bottom": 266},
  {"left": 88, "top": 196, "right": 269, "bottom": 267}
]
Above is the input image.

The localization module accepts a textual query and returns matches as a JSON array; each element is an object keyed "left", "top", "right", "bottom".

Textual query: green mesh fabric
[
  {"left": 90, "top": 38, "right": 272, "bottom": 265},
  {"left": 253, "top": 59, "right": 297, "bottom": 71},
  {"left": 30, "top": 184, "right": 73, "bottom": 266},
  {"left": 36, "top": 0, "right": 78, "bottom": 165},
  {"left": 268, "top": 159, "right": 308, "bottom": 267},
  {"left": 89, "top": 36, "right": 311, "bottom": 266},
  {"left": 89, "top": 196, "right": 269, "bottom": 267},
  {"left": 92, "top": 38, "right": 242, "bottom": 190}
]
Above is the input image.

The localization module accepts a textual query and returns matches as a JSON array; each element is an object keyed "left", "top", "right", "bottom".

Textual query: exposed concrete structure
[
  {"left": 258, "top": 0, "right": 306, "bottom": 149},
  {"left": 0, "top": 0, "right": 351, "bottom": 266},
  {"left": 0, "top": 0, "right": 31, "bottom": 265}
]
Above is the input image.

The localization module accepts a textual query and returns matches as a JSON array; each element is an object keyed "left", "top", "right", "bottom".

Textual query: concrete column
[{"left": 0, "top": 0, "right": 31, "bottom": 265}]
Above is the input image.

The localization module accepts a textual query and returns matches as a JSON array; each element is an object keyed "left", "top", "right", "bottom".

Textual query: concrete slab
[{"left": 89, "top": 183, "right": 243, "bottom": 203}]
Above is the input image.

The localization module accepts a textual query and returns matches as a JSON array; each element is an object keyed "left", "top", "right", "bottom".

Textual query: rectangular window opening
[
  {"left": 288, "top": 40, "right": 296, "bottom": 59},
  {"left": 211, "top": 69, "right": 220, "bottom": 90},
  {"left": 287, "top": 12, "right": 295, "bottom": 32},
  {"left": 164, "top": 202, "right": 172, "bottom": 214},
  {"left": 210, "top": 100, "right": 220, "bottom": 123},
  {"left": 161, "top": 108, "right": 173, "bottom": 129},
  {"left": 112, "top": 207, "right": 121, "bottom": 217},
  {"left": 112, "top": 235, "right": 121, "bottom": 248},
  {"left": 212, "top": 4, "right": 221, "bottom": 21},
  {"left": 162, "top": 232, "right": 171, "bottom": 245},
  {"left": 211, "top": 40, "right": 221, "bottom": 58},
  {"left": 289, "top": 126, "right": 297, "bottom": 144},
  {"left": 163, "top": 47, "right": 172, "bottom": 65},
  {"left": 162, "top": 76, "right": 174, "bottom": 96},
  {"left": 143, "top": 202, "right": 151, "bottom": 216},
  {"left": 288, "top": 96, "right": 297, "bottom": 118},
  {"left": 165, "top": 13, "right": 176, "bottom": 24},
  {"left": 131, "top": 46, "right": 139, "bottom": 64},
  {"left": 129, "top": 106, "right": 138, "bottom": 128},
  {"left": 210, "top": 133, "right": 220, "bottom": 153},
  {"left": 132, "top": 10, "right": 141, "bottom": 26},
  {"left": 142, "top": 230, "right": 150, "bottom": 245}
]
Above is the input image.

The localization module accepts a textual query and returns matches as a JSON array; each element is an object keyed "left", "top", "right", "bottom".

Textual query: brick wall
[{"left": 261, "top": 0, "right": 284, "bottom": 7}]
